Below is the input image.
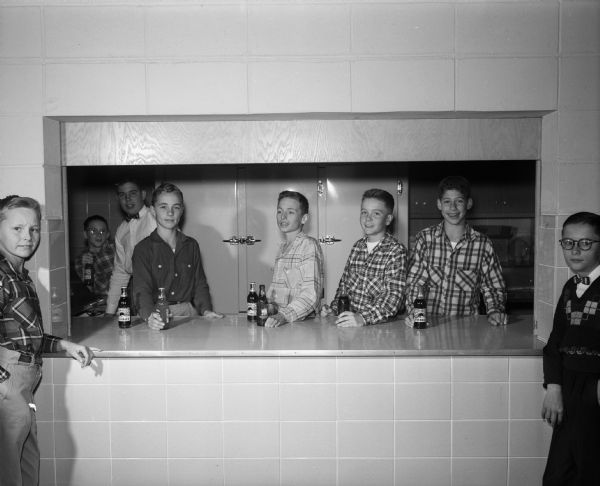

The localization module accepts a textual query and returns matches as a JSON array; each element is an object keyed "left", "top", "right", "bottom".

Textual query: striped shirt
[
  {"left": 0, "top": 256, "right": 62, "bottom": 382},
  {"left": 406, "top": 222, "right": 506, "bottom": 317},
  {"left": 74, "top": 240, "right": 116, "bottom": 296},
  {"left": 331, "top": 233, "right": 407, "bottom": 325},
  {"left": 268, "top": 232, "right": 324, "bottom": 323}
]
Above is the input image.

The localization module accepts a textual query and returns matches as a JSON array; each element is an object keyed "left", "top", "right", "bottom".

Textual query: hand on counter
[
  {"left": 404, "top": 313, "right": 415, "bottom": 328},
  {"left": 265, "top": 313, "right": 287, "bottom": 328},
  {"left": 59, "top": 340, "right": 99, "bottom": 368},
  {"left": 320, "top": 304, "right": 334, "bottom": 317},
  {"left": 203, "top": 310, "right": 224, "bottom": 319},
  {"left": 147, "top": 311, "right": 169, "bottom": 330},
  {"left": 488, "top": 312, "right": 508, "bottom": 326},
  {"left": 336, "top": 311, "right": 366, "bottom": 327}
]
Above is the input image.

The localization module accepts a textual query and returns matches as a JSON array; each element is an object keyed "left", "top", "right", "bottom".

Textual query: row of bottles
[
  {"left": 117, "top": 286, "right": 170, "bottom": 329},
  {"left": 247, "top": 282, "right": 269, "bottom": 326}
]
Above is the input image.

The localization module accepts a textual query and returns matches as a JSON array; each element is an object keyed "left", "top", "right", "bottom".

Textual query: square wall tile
[
  {"left": 223, "top": 384, "right": 279, "bottom": 421},
  {"left": 54, "top": 421, "right": 110, "bottom": 458},
  {"left": 453, "top": 421, "right": 508, "bottom": 457},
  {"left": 0, "top": 116, "right": 43, "bottom": 166},
  {"left": 223, "top": 459, "right": 279, "bottom": 486},
  {"left": 169, "top": 459, "right": 224, "bottom": 486},
  {"left": 112, "top": 459, "right": 168, "bottom": 486},
  {"left": 280, "top": 384, "right": 336, "bottom": 421},
  {"left": 0, "top": 64, "right": 43, "bottom": 114},
  {"left": 281, "top": 459, "right": 336, "bottom": 486},
  {"left": 453, "top": 357, "right": 508, "bottom": 382},
  {"left": 338, "top": 421, "right": 394, "bottom": 458},
  {"left": 223, "top": 422, "right": 279, "bottom": 458},
  {"left": 352, "top": 4, "right": 453, "bottom": 55},
  {"left": 167, "top": 385, "right": 222, "bottom": 421},
  {"left": 352, "top": 59, "right": 454, "bottom": 112},
  {"left": 39, "top": 460, "right": 55, "bottom": 486},
  {"left": 561, "top": 2, "right": 600, "bottom": 54},
  {"left": 37, "top": 421, "right": 54, "bottom": 459},
  {"left": 280, "top": 357, "right": 336, "bottom": 383},
  {"left": 453, "top": 383, "right": 508, "bottom": 420},
  {"left": 537, "top": 264, "right": 557, "bottom": 305},
  {"left": 0, "top": 166, "right": 45, "bottom": 206},
  {"left": 0, "top": 7, "right": 42, "bottom": 58},
  {"left": 337, "top": 384, "right": 394, "bottom": 420},
  {"left": 35, "top": 384, "right": 54, "bottom": 421},
  {"left": 509, "top": 420, "right": 552, "bottom": 458},
  {"left": 338, "top": 459, "right": 394, "bottom": 486},
  {"left": 395, "top": 458, "right": 451, "bottom": 486},
  {"left": 54, "top": 384, "right": 110, "bottom": 421},
  {"left": 147, "top": 6, "right": 246, "bottom": 57},
  {"left": 395, "top": 357, "right": 451, "bottom": 383},
  {"left": 110, "top": 385, "right": 166, "bottom": 421},
  {"left": 249, "top": 4, "right": 349, "bottom": 55},
  {"left": 395, "top": 384, "right": 451, "bottom": 420},
  {"left": 453, "top": 458, "right": 507, "bottom": 486},
  {"left": 44, "top": 7, "right": 144, "bottom": 58},
  {"left": 223, "top": 357, "right": 278, "bottom": 383},
  {"left": 281, "top": 422, "right": 336, "bottom": 458},
  {"left": 509, "top": 357, "right": 543, "bottom": 383},
  {"left": 166, "top": 357, "right": 222, "bottom": 384},
  {"left": 509, "top": 458, "right": 547, "bottom": 486},
  {"left": 559, "top": 56, "right": 600, "bottom": 110},
  {"left": 55, "top": 459, "right": 111, "bottom": 486},
  {"left": 110, "top": 358, "right": 165, "bottom": 384},
  {"left": 168, "top": 422, "right": 223, "bottom": 458},
  {"left": 338, "top": 357, "right": 394, "bottom": 383},
  {"left": 111, "top": 422, "right": 167, "bottom": 458},
  {"left": 510, "top": 382, "right": 544, "bottom": 420},
  {"left": 456, "top": 57, "right": 557, "bottom": 111},
  {"left": 558, "top": 110, "right": 600, "bottom": 161},
  {"left": 558, "top": 162, "right": 600, "bottom": 213},
  {"left": 395, "top": 421, "right": 451, "bottom": 458}
]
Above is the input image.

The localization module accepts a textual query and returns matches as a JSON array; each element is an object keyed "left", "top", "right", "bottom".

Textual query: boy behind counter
[
  {"left": 542, "top": 211, "right": 600, "bottom": 485},
  {"left": 405, "top": 176, "right": 507, "bottom": 327},
  {"left": 322, "top": 188, "right": 407, "bottom": 326},
  {"left": 132, "top": 183, "right": 222, "bottom": 329}
]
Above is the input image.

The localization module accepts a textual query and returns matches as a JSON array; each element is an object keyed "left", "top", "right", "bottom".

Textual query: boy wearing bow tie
[
  {"left": 542, "top": 211, "right": 600, "bottom": 485},
  {"left": 105, "top": 178, "right": 156, "bottom": 315}
]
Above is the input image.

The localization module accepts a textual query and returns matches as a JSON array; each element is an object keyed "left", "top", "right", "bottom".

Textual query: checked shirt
[
  {"left": 74, "top": 241, "right": 116, "bottom": 296},
  {"left": 0, "top": 256, "right": 62, "bottom": 382},
  {"left": 331, "top": 233, "right": 407, "bottom": 325},
  {"left": 406, "top": 222, "right": 506, "bottom": 317}
]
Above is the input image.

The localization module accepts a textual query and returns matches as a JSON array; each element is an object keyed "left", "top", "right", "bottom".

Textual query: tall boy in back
[
  {"left": 405, "top": 176, "right": 506, "bottom": 327},
  {"left": 132, "top": 183, "right": 222, "bottom": 330},
  {"left": 542, "top": 212, "right": 600, "bottom": 485},
  {"left": 105, "top": 178, "right": 156, "bottom": 315},
  {"left": 264, "top": 190, "right": 324, "bottom": 328},
  {"left": 322, "top": 188, "right": 407, "bottom": 326}
]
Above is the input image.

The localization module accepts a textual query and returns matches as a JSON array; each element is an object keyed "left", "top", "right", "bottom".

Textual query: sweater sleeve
[
  {"left": 131, "top": 242, "right": 156, "bottom": 321},
  {"left": 543, "top": 286, "right": 568, "bottom": 387},
  {"left": 192, "top": 242, "right": 213, "bottom": 315}
]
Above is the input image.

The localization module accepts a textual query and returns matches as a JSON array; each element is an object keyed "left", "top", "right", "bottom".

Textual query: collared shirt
[
  {"left": 105, "top": 205, "right": 156, "bottom": 314},
  {"left": 331, "top": 233, "right": 407, "bottom": 325},
  {"left": 74, "top": 241, "right": 116, "bottom": 296},
  {"left": 268, "top": 232, "right": 324, "bottom": 323},
  {"left": 575, "top": 264, "right": 600, "bottom": 298},
  {"left": 0, "top": 256, "right": 62, "bottom": 382},
  {"left": 406, "top": 222, "right": 506, "bottom": 316},
  {"left": 132, "top": 229, "right": 213, "bottom": 320}
]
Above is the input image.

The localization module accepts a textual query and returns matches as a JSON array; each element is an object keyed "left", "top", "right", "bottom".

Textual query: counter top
[{"left": 67, "top": 313, "right": 543, "bottom": 357}]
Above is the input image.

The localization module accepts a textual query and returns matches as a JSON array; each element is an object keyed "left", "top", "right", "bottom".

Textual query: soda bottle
[
  {"left": 257, "top": 284, "right": 268, "bottom": 326},
  {"left": 156, "top": 287, "right": 170, "bottom": 330},
  {"left": 413, "top": 285, "right": 427, "bottom": 329},
  {"left": 117, "top": 286, "right": 131, "bottom": 329},
  {"left": 83, "top": 261, "right": 94, "bottom": 287},
  {"left": 247, "top": 282, "right": 258, "bottom": 322}
]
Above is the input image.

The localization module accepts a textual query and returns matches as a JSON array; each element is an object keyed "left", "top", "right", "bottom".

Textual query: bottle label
[
  {"left": 247, "top": 303, "right": 257, "bottom": 317},
  {"left": 118, "top": 307, "right": 131, "bottom": 322}
]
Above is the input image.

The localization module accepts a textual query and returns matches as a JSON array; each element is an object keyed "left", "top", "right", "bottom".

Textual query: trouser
[
  {"left": 543, "top": 368, "right": 600, "bottom": 486},
  {"left": 0, "top": 348, "right": 43, "bottom": 486}
]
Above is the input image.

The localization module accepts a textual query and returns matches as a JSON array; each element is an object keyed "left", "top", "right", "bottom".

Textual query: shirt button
[
  {"left": 174, "top": 273, "right": 178, "bottom": 277},
  {"left": 158, "top": 264, "right": 162, "bottom": 269},
  {"left": 171, "top": 291, "right": 175, "bottom": 295}
]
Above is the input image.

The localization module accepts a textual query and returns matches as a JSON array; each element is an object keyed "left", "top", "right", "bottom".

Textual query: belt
[{"left": 18, "top": 353, "right": 41, "bottom": 366}]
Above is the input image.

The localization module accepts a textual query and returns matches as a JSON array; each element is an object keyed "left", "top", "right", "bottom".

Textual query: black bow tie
[
  {"left": 125, "top": 213, "right": 140, "bottom": 222},
  {"left": 574, "top": 275, "right": 591, "bottom": 285}
]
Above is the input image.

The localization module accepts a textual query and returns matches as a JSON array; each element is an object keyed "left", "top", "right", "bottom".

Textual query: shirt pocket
[
  {"left": 429, "top": 266, "right": 445, "bottom": 288},
  {"left": 284, "top": 267, "right": 303, "bottom": 289},
  {"left": 455, "top": 269, "right": 478, "bottom": 293}
]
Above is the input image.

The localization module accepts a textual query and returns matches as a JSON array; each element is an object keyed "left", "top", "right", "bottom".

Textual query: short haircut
[
  {"left": 152, "top": 182, "right": 184, "bottom": 206},
  {"left": 563, "top": 212, "right": 600, "bottom": 239},
  {"left": 84, "top": 214, "right": 109, "bottom": 231},
  {"left": 114, "top": 177, "right": 143, "bottom": 192},
  {"left": 362, "top": 188, "right": 394, "bottom": 213},
  {"left": 278, "top": 190, "right": 309, "bottom": 215},
  {"left": 0, "top": 195, "right": 41, "bottom": 223},
  {"left": 438, "top": 176, "right": 471, "bottom": 200}
]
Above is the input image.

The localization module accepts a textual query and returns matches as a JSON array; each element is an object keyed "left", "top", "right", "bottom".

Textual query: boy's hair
[
  {"left": 563, "top": 212, "right": 600, "bottom": 238},
  {"left": 362, "top": 188, "right": 394, "bottom": 213},
  {"left": 438, "top": 176, "right": 471, "bottom": 200},
  {"left": 0, "top": 195, "right": 41, "bottom": 222},
  {"left": 278, "top": 191, "right": 309, "bottom": 215},
  {"left": 84, "top": 214, "right": 109, "bottom": 231},
  {"left": 152, "top": 182, "right": 184, "bottom": 206},
  {"left": 114, "top": 177, "right": 143, "bottom": 192}
]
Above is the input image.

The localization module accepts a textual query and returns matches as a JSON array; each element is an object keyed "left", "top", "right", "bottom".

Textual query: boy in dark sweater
[{"left": 542, "top": 211, "right": 600, "bottom": 486}]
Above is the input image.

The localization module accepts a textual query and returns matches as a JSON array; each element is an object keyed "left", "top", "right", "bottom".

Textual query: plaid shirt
[
  {"left": 0, "top": 256, "right": 62, "bottom": 382},
  {"left": 74, "top": 240, "right": 116, "bottom": 296},
  {"left": 331, "top": 233, "right": 407, "bottom": 325},
  {"left": 406, "top": 222, "right": 506, "bottom": 317},
  {"left": 268, "top": 232, "right": 324, "bottom": 323}
]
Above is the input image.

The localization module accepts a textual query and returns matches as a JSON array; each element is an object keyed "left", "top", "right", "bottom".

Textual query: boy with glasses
[{"left": 542, "top": 211, "right": 600, "bottom": 485}]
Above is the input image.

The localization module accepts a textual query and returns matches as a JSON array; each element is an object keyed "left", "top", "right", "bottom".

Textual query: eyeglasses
[
  {"left": 559, "top": 238, "right": 600, "bottom": 251},
  {"left": 87, "top": 229, "right": 107, "bottom": 236}
]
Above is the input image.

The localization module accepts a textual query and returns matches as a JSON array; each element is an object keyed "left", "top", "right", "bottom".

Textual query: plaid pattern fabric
[
  {"left": 74, "top": 241, "right": 116, "bottom": 296},
  {"left": 331, "top": 233, "right": 407, "bottom": 325},
  {"left": 0, "top": 256, "right": 61, "bottom": 381},
  {"left": 406, "top": 222, "right": 506, "bottom": 316},
  {"left": 268, "top": 232, "right": 324, "bottom": 323}
]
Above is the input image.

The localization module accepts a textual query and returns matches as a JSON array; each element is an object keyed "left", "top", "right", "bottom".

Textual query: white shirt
[
  {"left": 365, "top": 240, "right": 380, "bottom": 254},
  {"left": 105, "top": 205, "right": 156, "bottom": 313},
  {"left": 576, "top": 264, "right": 600, "bottom": 298}
]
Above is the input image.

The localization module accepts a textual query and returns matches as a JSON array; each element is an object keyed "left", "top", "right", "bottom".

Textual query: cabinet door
[
  {"left": 241, "top": 165, "right": 321, "bottom": 312},
  {"left": 318, "top": 163, "right": 408, "bottom": 305}
]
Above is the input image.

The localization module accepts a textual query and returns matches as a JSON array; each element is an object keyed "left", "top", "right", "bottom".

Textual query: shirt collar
[{"left": 578, "top": 264, "right": 600, "bottom": 287}]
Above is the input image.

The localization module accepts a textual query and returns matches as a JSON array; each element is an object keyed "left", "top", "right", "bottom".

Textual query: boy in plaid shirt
[
  {"left": 405, "top": 176, "right": 507, "bottom": 327},
  {"left": 74, "top": 215, "right": 115, "bottom": 296},
  {"left": 322, "top": 189, "right": 407, "bottom": 326}
]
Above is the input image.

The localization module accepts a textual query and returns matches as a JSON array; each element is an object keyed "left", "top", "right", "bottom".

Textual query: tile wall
[{"left": 37, "top": 355, "right": 549, "bottom": 486}]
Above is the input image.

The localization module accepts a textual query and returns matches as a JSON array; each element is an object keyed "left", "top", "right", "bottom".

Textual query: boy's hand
[
  {"left": 404, "top": 313, "right": 415, "bottom": 328},
  {"left": 541, "top": 384, "right": 563, "bottom": 427},
  {"left": 81, "top": 253, "right": 93, "bottom": 266},
  {"left": 203, "top": 310, "right": 224, "bottom": 319},
  {"left": 265, "top": 313, "right": 287, "bottom": 328},
  {"left": 60, "top": 341, "right": 98, "bottom": 368},
  {"left": 488, "top": 312, "right": 508, "bottom": 326},
  {"left": 336, "top": 312, "right": 366, "bottom": 327},
  {"left": 147, "top": 311, "right": 166, "bottom": 330},
  {"left": 320, "top": 304, "right": 334, "bottom": 317}
]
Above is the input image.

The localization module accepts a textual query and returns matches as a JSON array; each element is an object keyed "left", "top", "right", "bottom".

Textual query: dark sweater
[{"left": 543, "top": 276, "right": 600, "bottom": 386}]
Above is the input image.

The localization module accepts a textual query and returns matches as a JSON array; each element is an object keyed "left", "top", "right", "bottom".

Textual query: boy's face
[
  {"left": 561, "top": 222, "right": 600, "bottom": 276},
  {"left": 152, "top": 192, "right": 183, "bottom": 231},
  {"left": 85, "top": 220, "right": 109, "bottom": 250},
  {"left": 0, "top": 207, "right": 40, "bottom": 266},
  {"left": 117, "top": 182, "right": 146, "bottom": 217},
  {"left": 277, "top": 197, "right": 307, "bottom": 234},
  {"left": 360, "top": 197, "right": 393, "bottom": 241},
  {"left": 437, "top": 189, "right": 472, "bottom": 226}
]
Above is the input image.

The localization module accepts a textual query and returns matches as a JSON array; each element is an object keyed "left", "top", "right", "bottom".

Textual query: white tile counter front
[{"left": 37, "top": 315, "right": 550, "bottom": 486}]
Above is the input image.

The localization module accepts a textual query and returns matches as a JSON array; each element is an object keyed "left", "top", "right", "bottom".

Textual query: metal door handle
[
  {"left": 319, "top": 235, "right": 342, "bottom": 245},
  {"left": 223, "top": 235, "right": 262, "bottom": 245},
  {"left": 223, "top": 236, "right": 241, "bottom": 245},
  {"left": 244, "top": 235, "right": 261, "bottom": 246}
]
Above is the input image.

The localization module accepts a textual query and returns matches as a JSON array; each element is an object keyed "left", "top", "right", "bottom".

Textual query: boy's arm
[
  {"left": 359, "top": 247, "right": 408, "bottom": 325},
  {"left": 480, "top": 241, "right": 507, "bottom": 315},
  {"left": 192, "top": 243, "right": 213, "bottom": 316},
  {"left": 131, "top": 245, "right": 155, "bottom": 321},
  {"left": 543, "top": 290, "right": 568, "bottom": 388},
  {"left": 105, "top": 228, "right": 130, "bottom": 314},
  {"left": 405, "top": 235, "right": 430, "bottom": 316},
  {"left": 74, "top": 252, "right": 85, "bottom": 281},
  {"left": 278, "top": 240, "right": 324, "bottom": 323},
  {"left": 330, "top": 247, "right": 354, "bottom": 314}
]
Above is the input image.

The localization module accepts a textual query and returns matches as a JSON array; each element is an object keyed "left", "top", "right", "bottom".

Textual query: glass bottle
[
  {"left": 257, "top": 284, "right": 268, "bottom": 326},
  {"left": 413, "top": 285, "right": 427, "bottom": 329},
  {"left": 117, "top": 286, "right": 131, "bottom": 329},
  {"left": 83, "top": 261, "right": 94, "bottom": 287},
  {"left": 156, "top": 287, "right": 170, "bottom": 330},
  {"left": 247, "top": 282, "right": 258, "bottom": 322}
]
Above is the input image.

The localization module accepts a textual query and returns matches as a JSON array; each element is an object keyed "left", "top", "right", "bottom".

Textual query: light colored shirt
[
  {"left": 268, "top": 232, "right": 324, "bottom": 323},
  {"left": 105, "top": 205, "right": 156, "bottom": 314},
  {"left": 576, "top": 264, "right": 600, "bottom": 298}
]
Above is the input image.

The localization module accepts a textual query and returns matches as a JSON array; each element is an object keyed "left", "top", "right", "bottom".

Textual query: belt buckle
[{"left": 18, "top": 353, "right": 35, "bottom": 365}]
